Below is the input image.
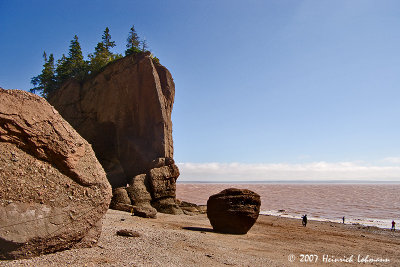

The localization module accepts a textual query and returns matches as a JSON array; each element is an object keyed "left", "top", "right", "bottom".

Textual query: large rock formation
[
  {"left": 109, "top": 158, "right": 182, "bottom": 216},
  {"left": 0, "top": 89, "right": 112, "bottom": 259},
  {"left": 48, "top": 52, "right": 180, "bottom": 213},
  {"left": 207, "top": 188, "right": 261, "bottom": 234}
]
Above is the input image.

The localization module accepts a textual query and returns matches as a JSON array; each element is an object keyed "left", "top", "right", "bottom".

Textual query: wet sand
[
  {"left": 1, "top": 209, "right": 399, "bottom": 266},
  {"left": 176, "top": 183, "right": 400, "bottom": 228}
]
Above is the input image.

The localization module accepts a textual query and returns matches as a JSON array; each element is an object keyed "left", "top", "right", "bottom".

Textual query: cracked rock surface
[{"left": 0, "top": 88, "right": 112, "bottom": 259}]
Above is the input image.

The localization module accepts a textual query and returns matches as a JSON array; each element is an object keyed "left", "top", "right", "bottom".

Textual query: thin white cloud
[
  {"left": 177, "top": 161, "right": 400, "bottom": 182},
  {"left": 381, "top": 157, "right": 400, "bottom": 164}
]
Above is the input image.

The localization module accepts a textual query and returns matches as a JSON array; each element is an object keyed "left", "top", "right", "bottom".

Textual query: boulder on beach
[
  {"left": 0, "top": 89, "right": 112, "bottom": 259},
  {"left": 116, "top": 229, "right": 140, "bottom": 237},
  {"left": 207, "top": 188, "right": 261, "bottom": 234},
  {"left": 48, "top": 52, "right": 181, "bottom": 214}
]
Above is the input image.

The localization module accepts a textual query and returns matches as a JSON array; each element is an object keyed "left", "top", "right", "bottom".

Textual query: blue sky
[{"left": 1, "top": 0, "right": 400, "bottom": 181}]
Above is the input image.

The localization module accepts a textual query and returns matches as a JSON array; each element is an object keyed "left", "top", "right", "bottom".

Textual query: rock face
[
  {"left": 207, "top": 188, "right": 261, "bottom": 234},
  {"left": 110, "top": 187, "right": 131, "bottom": 207},
  {"left": 109, "top": 186, "right": 158, "bottom": 218},
  {"left": 109, "top": 158, "right": 181, "bottom": 217},
  {"left": 0, "top": 89, "right": 112, "bottom": 259},
  {"left": 146, "top": 160, "right": 181, "bottom": 214},
  {"left": 48, "top": 53, "right": 180, "bottom": 214}
]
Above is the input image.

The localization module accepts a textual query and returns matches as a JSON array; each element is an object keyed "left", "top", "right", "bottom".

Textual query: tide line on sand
[{"left": 260, "top": 210, "right": 394, "bottom": 230}]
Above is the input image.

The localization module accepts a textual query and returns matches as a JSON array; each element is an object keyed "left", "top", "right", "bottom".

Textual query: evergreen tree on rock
[
  {"left": 102, "top": 27, "right": 116, "bottom": 51},
  {"left": 55, "top": 54, "right": 69, "bottom": 86},
  {"left": 68, "top": 35, "right": 87, "bottom": 79},
  {"left": 88, "top": 27, "right": 119, "bottom": 73},
  {"left": 141, "top": 38, "right": 148, "bottom": 52},
  {"left": 88, "top": 42, "right": 109, "bottom": 73},
  {"left": 30, "top": 26, "right": 156, "bottom": 100},
  {"left": 55, "top": 35, "right": 87, "bottom": 85},
  {"left": 30, "top": 52, "right": 56, "bottom": 98},
  {"left": 125, "top": 25, "right": 141, "bottom": 55}
]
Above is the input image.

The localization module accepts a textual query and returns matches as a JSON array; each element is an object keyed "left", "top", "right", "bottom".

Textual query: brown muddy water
[{"left": 177, "top": 183, "right": 400, "bottom": 229}]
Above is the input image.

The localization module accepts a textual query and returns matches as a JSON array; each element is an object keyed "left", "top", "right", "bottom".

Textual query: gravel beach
[{"left": 1, "top": 209, "right": 399, "bottom": 266}]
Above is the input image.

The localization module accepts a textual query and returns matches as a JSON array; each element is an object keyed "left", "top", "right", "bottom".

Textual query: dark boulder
[{"left": 207, "top": 188, "right": 261, "bottom": 234}]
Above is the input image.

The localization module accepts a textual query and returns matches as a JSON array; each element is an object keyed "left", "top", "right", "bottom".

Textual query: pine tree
[
  {"left": 68, "top": 35, "right": 87, "bottom": 79},
  {"left": 42, "top": 54, "right": 56, "bottom": 96},
  {"left": 141, "top": 38, "right": 148, "bottom": 52},
  {"left": 30, "top": 52, "right": 56, "bottom": 98},
  {"left": 55, "top": 54, "right": 70, "bottom": 85},
  {"left": 69, "top": 35, "right": 84, "bottom": 62},
  {"left": 102, "top": 27, "right": 116, "bottom": 51},
  {"left": 31, "top": 27, "right": 156, "bottom": 99},
  {"left": 43, "top": 51, "right": 48, "bottom": 62},
  {"left": 53, "top": 35, "right": 88, "bottom": 85},
  {"left": 88, "top": 42, "right": 110, "bottom": 73},
  {"left": 125, "top": 25, "right": 141, "bottom": 55},
  {"left": 88, "top": 27, "right": 119, "bottom": 73}
]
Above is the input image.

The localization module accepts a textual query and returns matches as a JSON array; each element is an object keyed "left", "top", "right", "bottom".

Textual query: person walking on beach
[
  {"left": 342, "top": 216, "right": 345, "bottom": 224},
  {"left": 302, "top": 214, "right": 307, "bottom": 227},
  {"left": 391, "top": 220, "right": 396, "bottom": 231}
]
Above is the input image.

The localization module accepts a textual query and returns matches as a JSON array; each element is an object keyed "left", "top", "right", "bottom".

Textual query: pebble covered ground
[
  {"left": 0, "top": 209, "right": 279, "bottom": 267},
  {"left": 2, "top": 208, "right": 399, "bottom": 266}
]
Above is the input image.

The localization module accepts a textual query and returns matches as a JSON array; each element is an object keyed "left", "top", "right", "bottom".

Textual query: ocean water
[{"left": 176, "top": 183, "right": 400, "bottom": 229}]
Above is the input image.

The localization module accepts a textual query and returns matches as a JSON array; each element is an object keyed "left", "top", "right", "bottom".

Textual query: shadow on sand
[{"left": 182, "top": 226, "right": 214, "bottom": 233}]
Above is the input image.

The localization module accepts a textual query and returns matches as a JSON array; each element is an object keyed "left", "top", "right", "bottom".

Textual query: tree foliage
[
  {"left": 88, "top": 42, "right": 109, "bottom": 73},
  {"left": 31, "top": 25, "right": 153, "bottom": 99},
  {"left": 54, "top": 54, "right": 70, "bottom": 87},
  {"left": 141, "top": 38, "right": 148, "bottom": 52},
  {"left": 102, "top": 27, "right": 116, "bottom": 51},
  {"left": 126, "top": 30, "right": 152, "bottom": 57},
  {"left": 88, "top": 27, "right": 122, "bottom": 73},
  {"left": 67, "top": 35, "right": 87, "bottom": 79},
  {"left": 30, "top": 52, "right": 56, "bottom": 98},
  {"left": 54, "top": 35, "right": 88, "bottom": 86},
  {"left": 125, "top": 25, "right": 145, "bottom": 55}
]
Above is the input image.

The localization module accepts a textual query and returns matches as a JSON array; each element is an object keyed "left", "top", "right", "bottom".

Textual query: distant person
[
  {"left": 342, "top": 216, "right": 345, "bottom": 224},
  {"left": 392, "top": 220, "right": 396, "bottom": 231},
  {"left": 302, "top": 214, "right": 307, "bottom": 227}
]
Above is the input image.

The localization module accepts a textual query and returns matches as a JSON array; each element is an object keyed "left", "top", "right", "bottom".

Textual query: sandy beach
[{"left": 1, "top": 209, "right": 399, "bottom": 266}]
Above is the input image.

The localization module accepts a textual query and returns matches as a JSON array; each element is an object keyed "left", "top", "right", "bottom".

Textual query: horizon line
[{"left": 177, "top": 180, "right": 400, "bottom": 184}]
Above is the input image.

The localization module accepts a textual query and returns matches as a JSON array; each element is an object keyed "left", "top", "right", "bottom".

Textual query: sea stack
[{"left": 48, "top": 52, "right": 181, "bottom": 214}]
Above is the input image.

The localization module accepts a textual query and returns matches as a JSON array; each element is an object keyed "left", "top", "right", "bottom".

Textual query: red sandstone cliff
[{"left": 49, "top": 52, "right": 180, "bottom": 214}]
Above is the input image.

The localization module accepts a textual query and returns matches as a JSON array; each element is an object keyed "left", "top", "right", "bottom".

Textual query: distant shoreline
[
  {"left": 176, "top": 183, "right": 399, "bottom": 230},
  {"left": 259, "top": 212, "right": 395, "bottom": 230},
  {"left": 177, "top": 180, "right": 400, "bottom": 184}
]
